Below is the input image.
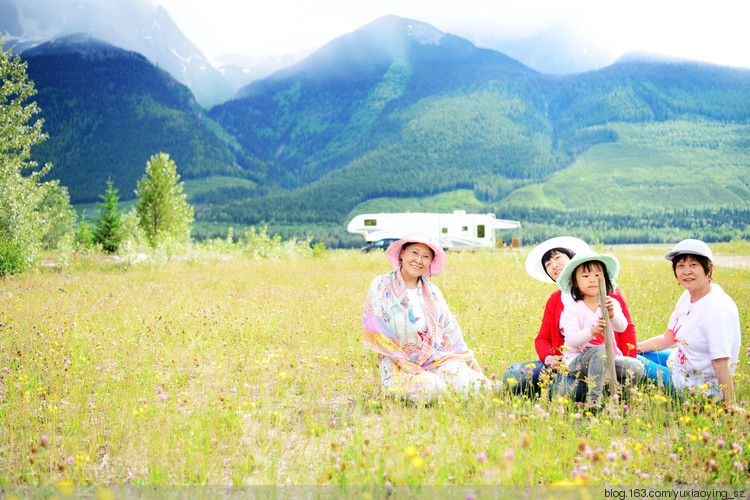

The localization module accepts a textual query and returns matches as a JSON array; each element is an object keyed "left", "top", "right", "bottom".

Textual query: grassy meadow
[{"left": 1, "top": 243, "right": 749, "bottom": 488}]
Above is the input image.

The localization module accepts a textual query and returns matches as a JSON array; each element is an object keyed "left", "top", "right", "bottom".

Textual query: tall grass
[{"left": 1, "top": 244, "right": 748, "bottom": 486}]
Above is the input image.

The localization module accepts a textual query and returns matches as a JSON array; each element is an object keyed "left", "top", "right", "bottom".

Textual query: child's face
[{"left": 573, "top": 262, "right": 605, "bottom": 298}]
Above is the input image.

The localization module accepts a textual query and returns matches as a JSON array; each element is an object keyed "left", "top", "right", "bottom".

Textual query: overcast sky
[{"left": 155, "top": 0, "right": 750, "bottom": 68}]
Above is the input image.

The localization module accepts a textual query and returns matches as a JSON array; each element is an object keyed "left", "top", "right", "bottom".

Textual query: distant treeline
[{"left": 497, "top": 207, "right": 750, "bottom": 245}]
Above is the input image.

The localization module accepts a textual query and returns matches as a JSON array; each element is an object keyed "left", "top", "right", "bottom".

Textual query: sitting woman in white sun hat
[
  {"left": 362, "top": 232, "right": 493, "bottom": 404},
  {"left": 637, "top": 239, "right": 741, "bottom": 403}
]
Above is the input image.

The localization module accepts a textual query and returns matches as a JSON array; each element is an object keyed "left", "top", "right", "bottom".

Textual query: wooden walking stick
[{"left": 598, "top": 275, "right": 618, "bottom": 399}]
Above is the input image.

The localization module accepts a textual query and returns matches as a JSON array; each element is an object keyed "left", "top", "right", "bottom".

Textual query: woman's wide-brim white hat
[
  {"left": 525, "top": 236, "right": 591, "bottom": 283},
  {"left": 557, "top": 251, "right": 620, "bottom": 295},
  {"left": 385, "top": 232, "right": 446, "bottom": 277}
]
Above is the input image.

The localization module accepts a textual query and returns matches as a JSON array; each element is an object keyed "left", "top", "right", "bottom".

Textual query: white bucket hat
[
  {"left": 664, "top": 239, "right": 713, "bottom": 262},
  {"left": 525, "top": 236, "right": 591, "bottom": 283}
]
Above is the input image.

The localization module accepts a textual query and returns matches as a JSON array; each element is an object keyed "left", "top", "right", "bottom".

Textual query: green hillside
[{"left": 505, "top": 120, "right": 750, "bottom": 211}]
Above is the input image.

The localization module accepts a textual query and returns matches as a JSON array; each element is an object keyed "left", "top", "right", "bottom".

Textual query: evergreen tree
[
  {"left": 0, "top": 37, "right": 70, "bottom": 275},
  {"left": 93, "top": 179, "right": 123, "bottom": 253},
  {"left": 135, "top": 152, "right": 194, "bottom": 246}
]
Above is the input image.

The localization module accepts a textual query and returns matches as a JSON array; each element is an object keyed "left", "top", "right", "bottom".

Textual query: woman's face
[
  {"left": 544, "top": 251, "right": 571, "bottom": 282},
  {"left": 674, "top": 255, "right": 710, "bottom": 293},
  {"left": 400, "top": 243, "right": 434, "bottom": 281}
]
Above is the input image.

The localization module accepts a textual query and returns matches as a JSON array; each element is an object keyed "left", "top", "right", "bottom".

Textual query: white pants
[{"left": 379, "top": 357, "right": 492, "bottom": 404}]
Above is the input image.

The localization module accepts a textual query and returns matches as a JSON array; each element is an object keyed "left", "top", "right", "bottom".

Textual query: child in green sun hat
[{"left": 557, "top": 252, "right": 645, "bottom": 407}]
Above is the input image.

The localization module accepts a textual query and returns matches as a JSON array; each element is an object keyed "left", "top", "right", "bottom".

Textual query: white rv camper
[{"left": 347, "top": 211, "right": 521, "bottom": 250}]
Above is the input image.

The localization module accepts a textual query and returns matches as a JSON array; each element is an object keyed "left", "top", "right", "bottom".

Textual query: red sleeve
[
  {"left": 612, "top": 288, "right": 637, "bottom": 357},
  {"left": 535, "top": 291, "right": 564, "bottom": 362}
]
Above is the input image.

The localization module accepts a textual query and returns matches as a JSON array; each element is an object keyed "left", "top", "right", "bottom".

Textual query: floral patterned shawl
[{"left": 362, "top": 269, "right": 474, "bottom": 369}]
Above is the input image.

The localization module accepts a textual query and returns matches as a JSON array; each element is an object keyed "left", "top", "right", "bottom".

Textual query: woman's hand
[
  {"left": 545, "top": 355, "right": 563, "bottom": 368},
  {"left": 712, "top": 357, "right": 735, "bottom": 404},
  {"left": 395, "top": 358, "right": 423, "bottom": 374},
  {"left": 469, "top": 358, "right": 482, "bottom": 372}
]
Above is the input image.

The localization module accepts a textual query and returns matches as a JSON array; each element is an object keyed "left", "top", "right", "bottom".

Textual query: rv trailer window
[
  {"left": 462, "top": 226, "right": 468, "bottom": 233},
  {"left": 477, "top": 225, "right": 485, "bottom": 238},
  {"left": 364, "top": 219, "right": 377, "bottom": 227},
  {"left": 441, "top": 227, "right": 448, "bottom": 234}
]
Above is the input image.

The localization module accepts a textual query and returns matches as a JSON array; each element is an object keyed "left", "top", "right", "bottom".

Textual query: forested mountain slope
[
  {"left": 24, "top": 36, "right": 240, "bottom": 203},
  {"left": 202, "top": 16, "right": 750, "bottom": 229},
  {"left": 15, "top": 16, "right": 750, "bottom": 244}
]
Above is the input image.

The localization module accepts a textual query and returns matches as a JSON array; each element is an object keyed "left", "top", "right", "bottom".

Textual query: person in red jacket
[{"left": 503, "top": 237, "right": 638, "bottom": 399}]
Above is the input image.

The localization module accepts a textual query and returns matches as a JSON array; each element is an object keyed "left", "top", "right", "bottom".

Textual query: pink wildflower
[
  {"left": 503, "top": 449, "right": 515, "bottom": 460},
  {"left": 475, "top": 452, "right": 488, "bottom": 463}
]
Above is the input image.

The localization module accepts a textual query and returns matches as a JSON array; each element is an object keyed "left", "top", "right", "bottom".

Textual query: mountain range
[
  {"left": 4, "top": 7, "right": 750, "bottom": 245},
  {"left": 0, "top": 0, "right": 235, "bottom": 106}
]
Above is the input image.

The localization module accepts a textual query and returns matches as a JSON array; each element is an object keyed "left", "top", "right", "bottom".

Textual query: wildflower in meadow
[
  {"left": 475, "top": 452, "right": 487, "bottom": 463},
  {"left": 411, "top": 456, "right": 425, "bottom": 469},
  {"left": 734, "top": 462, "right": 745, "bottom": 471},
  {"left": 503, "top": 450, "right": 515, "bottom": 460},
  {"left": 620, "top": 450, "right": 631, "bottom": 461},
  {"left": 520, "top": 433, "right": 530, "bottom": 448},
  {"left": 41, "top": 434, "right": 49, "bottom": 447}
]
